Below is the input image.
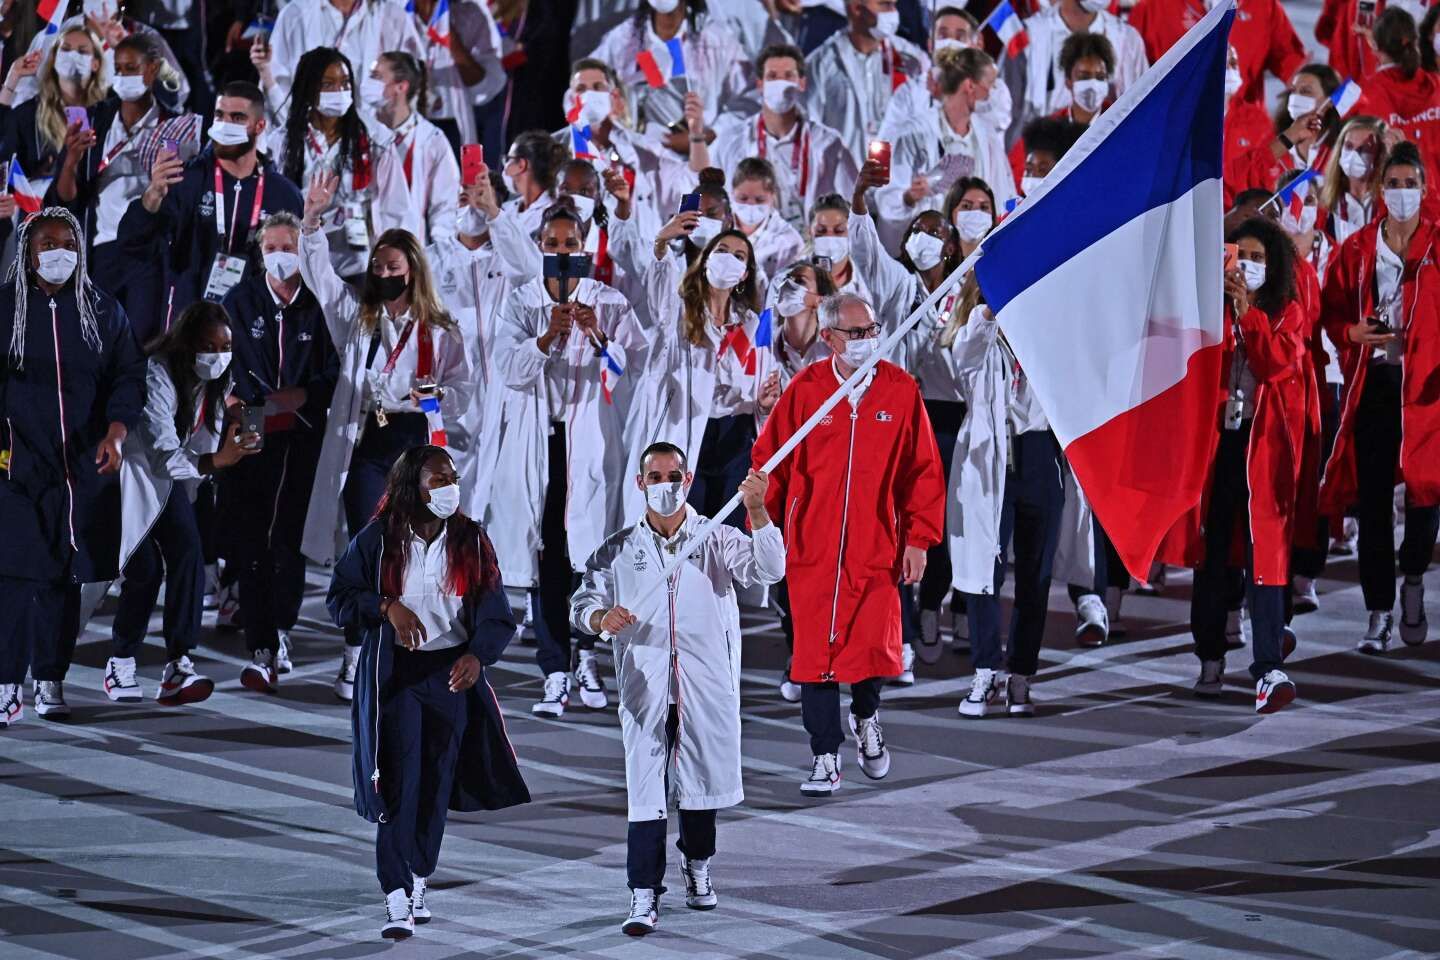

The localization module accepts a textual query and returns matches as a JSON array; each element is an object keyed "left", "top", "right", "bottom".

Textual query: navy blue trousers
[
  {"left": 533, "top": 422, "right": 592, "bottom": 677},
  {"left": 0, "top": 579, "right": 81, "bottom": 683},
  {"left": 112, "top": 486, "right": 204, "bottom": 660},
  {"left": 801, "top": 677, "right": 884, "bottom": 756},
  {"left": 627, "top": 706, "right": 718, "bottom": 891}
]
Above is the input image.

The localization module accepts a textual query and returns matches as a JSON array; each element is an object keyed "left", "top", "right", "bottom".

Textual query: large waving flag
[{"left": 974, "top": 0, "right": 1235, "bottom": 579}]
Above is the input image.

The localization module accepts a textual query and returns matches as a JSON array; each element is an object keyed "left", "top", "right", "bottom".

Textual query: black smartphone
[
  {"left": 1370, "top": 315, "right": 1392, "bottom": 334},
  {"left": 240, "top": 405, "right": 265, "bottom": 450},
  {"left": 679, "top": 191, "right": 702, "bottom": 214},
  {"left": 543, "top": 253, "right": 593, "bottom": 279}
]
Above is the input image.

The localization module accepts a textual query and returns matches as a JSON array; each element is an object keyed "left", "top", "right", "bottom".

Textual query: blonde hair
[
  {"left": 37, "top": 19, "right": 110, "bottom": 152},
  {"left": 358, "top": 229, "right": 455, "bottom": 335},
  {"left": 1318, "top": 115, "right": 1388, "bottom": 211},
  {"left": 937, "top": 273, "right": 984, "bottom": 350},
  {"left": 933, "top": 46, "right": 994, "bottom": 97}
]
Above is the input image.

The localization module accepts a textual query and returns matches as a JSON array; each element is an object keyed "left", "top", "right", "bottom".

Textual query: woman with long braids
[
  {"left": 329, "top": 444, "right": 529, "bottom": 940},
  {"left": 0, "top": 208, "right": 146, "bottom": 727}
]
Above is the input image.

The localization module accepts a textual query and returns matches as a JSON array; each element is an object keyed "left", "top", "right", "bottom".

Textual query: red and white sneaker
[
  {"left": 157, "top": 656, "right": 214, "bottom": 706},
  {"left": 240, "top": 650, "right": 277, "bottom": 694},
  {"left": 102, "top": 656, "right": 143, "bottom": 702},
  {"left": 1255, "top": 669, "right": 1296, "bottom": 715},
  {"left": 0, "top": 683, "right": 21, "bottom": 727}
]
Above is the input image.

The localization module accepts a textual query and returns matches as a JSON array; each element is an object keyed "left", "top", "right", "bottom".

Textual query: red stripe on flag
[{"left": 636, "top": 50, "right": 665, "bottom": 88}]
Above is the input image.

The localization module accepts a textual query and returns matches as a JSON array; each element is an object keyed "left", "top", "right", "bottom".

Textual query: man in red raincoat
[{"left": 752, "top": 292, "right": 944, "bottom": 797}]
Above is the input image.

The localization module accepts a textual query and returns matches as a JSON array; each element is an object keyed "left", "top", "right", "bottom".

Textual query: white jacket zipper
[{"left": 49, "top": 300, "right": 77, "bottom": 550}]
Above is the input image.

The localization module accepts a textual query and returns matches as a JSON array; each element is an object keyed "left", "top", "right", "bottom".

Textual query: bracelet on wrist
[{"left": 1276, "top": 132, "right": 1294, "bottom": 150}]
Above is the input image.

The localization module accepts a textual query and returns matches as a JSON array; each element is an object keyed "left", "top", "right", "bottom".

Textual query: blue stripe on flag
[
  {"left": 755, "top": 308, "right": 773, "bottom": 348},
  {"left": 975, "top": 7, "right": 1232, "bottom": 313},
  {"left": 602, "top": 347, "right": 623, "bottom": 376},
  {"left": 665, "top": 38, "right": 686, "bottom": 77}
]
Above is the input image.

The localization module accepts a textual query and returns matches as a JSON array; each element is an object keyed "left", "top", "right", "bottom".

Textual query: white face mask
[
  {"left": 360, "top": 77, "right": 388, "bottom": 108},
  {"left": 575, "top": 89, "right": 612, "bottom": 126},
  {"left": 1280, "top": 204, "right": 1317, "bottom": 235},
  {"left": 1071, "top": 78, "right": 1108, "bottom": 113},
  {"left": 564, "top": 193, "right": 597, "bottom": 223},
  {"left": 55, "top": 50, "right": 94, "bottom": 82},
  {"left": 209, "top": 121, "right": 252, "bottom": 147},
  {"left": 316, "top": 90, "right": 353, "bottom": 117},
  {"left": 841, "top": 335, "right": 880, "bottom": 367},
  {"left": 426, "top": 482, "right": 460, "bottom": 519},
  {"left": 35, "top": 248, "right": 78, "bottom": 285},
  {"left": 1339, "top": 148, "right": 1372, "bottom": 181},
  {"left": 501, "top": 167, "right": 519, "bottom": 197},
  {"left": 933, "top": 37, "right": 966, "bottom": 54},
  {"left": 457, "top": 205, "right": 489, "bottom": 237},
  {"left": 872, "top": 9, "right": 900, "bottom": 37},
  {"left": 263, "top": 250, "right": 301, "bottom": 281},
  {"left": 689, "top": 215, "right": 724, "bottom": 247},
  {"left": 1286, "top": 93, "right": 1316, "bottom": 121},
  {"left": 1021, "top": 174, "right": 1044, "bottom": 196},
  {"left": 705, "top": 252, "right": 747, "bottom": 290},
  {"left": 776, "top": 282, "right": 811, "bottom": 318},
  {"left": 1239, "top": 259, "right": 1266, "bottom": 292},
  {"left": 813, "top": 234, "right": 850, "bottom": 263},
  {"left": 904, "top": 231, "right": 944, "bottom": 271},
  {"left": 1078, "top": 0, "right": 1110, "bottom": 11},
  {"left": 762, "top": 79, "right": 800, "bottom": 113},
  {"left": 1384, "top": 187, "right": 1422, "bottom": 223},
  {"left": 112, "top": 74, "right": 148, "bottom": 101},
  {"left": 649, "top": 0, "right": 681, "bottom": 12},
  {"left": 643, "top": 480, "right": 687, "bottom": 517},
  {"left": 732, "top": 201, "right": 770, "bottom": 228},
  {"left": 953, "top": 208, "right": 992, "bottom": 243},
  {"left": 1224, "top": 67, "right": 1243, "bottom": 98},
  {"left": 193, "top": 351, "right": 232, "bottom": 381}
]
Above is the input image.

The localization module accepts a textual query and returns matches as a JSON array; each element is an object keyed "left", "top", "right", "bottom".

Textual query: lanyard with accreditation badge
[{"left": 204, "top": 162, "right": 266, "bottom": 302}]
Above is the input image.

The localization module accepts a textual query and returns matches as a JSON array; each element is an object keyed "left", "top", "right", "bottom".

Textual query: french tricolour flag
[
  {"left": 983, "top": 1, "right": 1029, "bottom": 58},
  {"left": 8, "top": 158, "right": 43, "bottom": 215},
  {"left": 974, "top": 0, "right": 1236, "bottom": 579},
  {"left": 636, "top": 38, "right": 685, "bottom": 88},
  {"left": 405, "top": 0, "right": 450, "bottom": 45},
  {"left": 38, "top": 0, "right": 66, "bottom": 37},
  {"left": 599, "top": 346, "right": 624, "bottom": 404},
  {"left": 1329, "top": 77, "right": 1362, "bottom": 118}
]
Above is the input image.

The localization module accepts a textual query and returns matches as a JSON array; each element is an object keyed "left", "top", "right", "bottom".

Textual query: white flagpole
[{"left": 600, "top": 243, "right": 985, "bottom": 643}]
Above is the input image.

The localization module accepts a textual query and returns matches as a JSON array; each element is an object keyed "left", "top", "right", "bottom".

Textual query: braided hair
[
  {"left": 282, "top": 47, "right": 365, "bottom": 188},
  {"left": 7, "top": 208, "right": 102, "bottom": 369}
]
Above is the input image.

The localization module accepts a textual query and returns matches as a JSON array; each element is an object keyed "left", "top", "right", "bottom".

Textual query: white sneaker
[
  {"left": 1255, "top": 669, "right": 1296, "bottom": 715},
  {"left": 1225, "top": 607, "right": 1249, "bottom": 649},
  {"left": 622, "top": 887, "right": 659, "bottom": 936},
  {"left": 240, "top": 649, "right": 277, "bottom": 694},
  {"left": 532, "top": 671, "right": 569, "bottom": 717},
  {"left": 33, "top": 680, "right": 69, "bottom": 718},
  {"left": 275, "top": 631, "right": 294, "bottom": 674},
  {"left": 334, "top": 645, "right": 359, "bottom": 702},
  {"left": 102, "top": 656, "right": 143, "bottom": 702},
  {"left": 958, "top": 668, "right": 1000, "bottom": 718},
  {"left": 889, "top": 643, "right": 915, "bottom": 686},
  {"left": 1194, "top": 658, "right": 1224, "bottom": 698},
  {"left": 214, "top": 582, "right": 241, "bottom": 629},
  {"left": 800, "top": 752, "right": 841, "bottom": 796},
  {"left": 381, "top": 888, "right": 414, "bottom": 940},
  {"left": 574, "top": 650, "right": 608, "bottom": 709},
  {"left": 681, "top": 857, "right": 718, "bottom": 910},
  {"left": 1006, "top": 674, "right": 1035, "bottom": 717},
  {"left": 1105, "top": 586, "right": 1127, "bottom": 637},
  {"left": 1329, "top": 518, "right": 1358, "bottom": 556},
  {"left": 411, "top": 874, "right": 431, "bottom": 923},
  {"left": 0, "top": 683, "right": 21, "bottom": 727},
  {"left": 157, "top": 656, "right": 213, "bottom": 706},
  {"left": 779, "top": 659, "right": 802, "bottom": 703},
  {"left": 1292, "top": 576, "right": 1319, "bottom": 614},
  {"left": 1358, "top": 611, "right": 1394, "bottom": 655},
  {"left": 847, "top": 710, "right": 890, "bottom": 780},
  {"left": 1074, "top": 594, "right": 1108, "bottom": 648},
  {"left": 916, "top": 609, "right": 944, "bottom": 664},
  {"left": 1400, "top": 578, "right": 1427, "bottom": 646}
]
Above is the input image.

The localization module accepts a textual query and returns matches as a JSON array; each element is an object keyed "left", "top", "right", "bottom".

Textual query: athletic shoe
[
  {"left": 1135, "top": 562, "right": 1167, "bottom": 595},
  {"left": 1074, "top": 594, "right": 1108, "bottom": 648},
  {"left": 532, "top": 672, "right": 569, "bottom": 717},
  {"left": 1255, "top": 669, "right": 1296, "bottom": 715},
  {"left": 1329, "top": 518, "right": 1358, "bottom": 556},
  {"left": 916, "top": 609, "right": 944, "bottom": 664},
  {"left": 779, "top": 659, "right": 801, "bottom": 703},
  {"left": 800, "top": 753, "right": 841, "bottom": 796},
  {"left": 958, "top": 668, "right": 1000, "bottom": 718},
  {"left": 1225, "top": 607, "right": 1249, "bottom": 649},
  {"left": 33, "top": 680, "right": 69, "bottom": 718},
  {"left": 1400, "top": 577, "right": 1428, "bottom": 647},
  {"left": 681, "top": 857, "right": 718, "bottom": 910},
  {"left": 847, "top": 710, "right": 890, "bottom": 780},
  {"left": 0, "top": 683, "right": 21, "bottom": 727},
  {"left": 1194, "top": 659, "right": 1224, "bottom": 698},
  {"left": 240, "top": 649, "right": 277, "bottom": 694},
  {"left": 889, "top": 644, "right": 915, "bottom": 686},
  {"left": 202, "top": 563, "right": 220, "bottom": 609},
  {"left": 334, "top": 645, "right": 359, "bottom": 702},
  {"left": 102, "top": 656, "right": 143, "bottom": 702},
  {"left": 275, "top": 631, "right": 294, "bottom": 675},
  {"left": 381, "top": 889, "right": 413, "bottom": 940},
  {"left": 214, "top": 582, "right": 241, "bottom": 630},
  {"left": 411, "top": 874, "right": 431, "bottom": 924},
  {"left": 1358, "top": 611, "right": 1394, "bottom": 655},
  {"left": 623, "top": 888, "right": 659, "bottom": 936},
  {"left": 1006, "top": 674, "right": 1035, "bottom": 717},
  {"left": 1292, "top": 576, "right": 1319, "bottom": 614},
  {"left": 157, "top": 656, "right": 213, "bottom": 706},
  {"left": 574, "top": 650, "right": 608, "bottom": 709},
  {"left": 1281, "top": 626, "right": 1297, "bottom": 661},
  {"left": 1105, "top": 586, "right": 1128, "bottom": 637}
]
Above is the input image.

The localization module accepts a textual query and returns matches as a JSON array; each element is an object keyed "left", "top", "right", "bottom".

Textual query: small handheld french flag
[
  {"left": 242, "top": 16, "right": 275, "bottom": 39},
  {"left": 418, "top": 395, "right": 448, "bottom": 447},
  {"left": 1328, "top": 77, "right": 1363, "bottom": 119},
  {"left": 405, "top": 0, "right": 450, "bottom": 45},
  {"left": 7, "top": 158, "right": 43, "bottom": 215},
  {"left": 38, "top": 0, "right": 66, "bottom": 37},
  {"left": 571, "top": 124, "right": 596, "bottom": 160},
  {"left": 754, "top": 308, "right": 773, "bottom": 349},
  {"left": 983, "top": 1, "right": 1029, "bottom": 58},
  {"left": 599, "top": 346, "right": 624, "bottom": 404},
  {"left": 1263, "top": 167, "right": 1319, "bottom": 223},
  {"left": 636, "top": 38, "right": 686, "bottom": 88}
]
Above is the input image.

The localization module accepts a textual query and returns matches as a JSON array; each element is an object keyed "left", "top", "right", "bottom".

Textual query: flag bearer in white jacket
[
  {"left": 570, "top": 443, "right": 785, "bottom": 937},
  {"left": 477, "top": 206, "right": 650, "bottom": 719}
]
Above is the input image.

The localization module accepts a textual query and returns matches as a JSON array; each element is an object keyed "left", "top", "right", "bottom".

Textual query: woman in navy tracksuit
[{"left": 328, "top": 444, "right": 529, "bottom": 940}]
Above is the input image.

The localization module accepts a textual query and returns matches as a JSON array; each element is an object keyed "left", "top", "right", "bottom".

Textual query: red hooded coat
[
  {"left": 1129, "top": 0, "right": 1306, "bottom": 106},
  {"left": 1354, "top": 67, "right": 1440, "bottom": 221},
  {"left": 1315, "top": 0, "right": 1383, "bottom": 82},
  {"left": 753, "top": 359, "right": 944, "bottom": 684},
  {"left": 1223, "top": 99, "right": 1281, "bottom": 206}
]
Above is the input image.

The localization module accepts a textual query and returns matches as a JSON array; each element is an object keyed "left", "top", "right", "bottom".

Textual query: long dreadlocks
[{"left": 5, "top": 207, "right": 102, "bottom": 370}]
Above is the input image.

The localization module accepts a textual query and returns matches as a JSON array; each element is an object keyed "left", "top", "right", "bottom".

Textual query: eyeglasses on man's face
[{"left": 832, "top": 322, "right": 880, "bottom": 341}]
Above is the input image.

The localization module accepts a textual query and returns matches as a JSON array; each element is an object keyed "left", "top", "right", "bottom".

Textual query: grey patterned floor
[{"left": 2, "top": 547, "right": 1438, "bottom": 960}]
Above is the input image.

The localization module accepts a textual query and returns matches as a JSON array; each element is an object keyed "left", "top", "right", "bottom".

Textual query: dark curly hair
[
  {"left": 282, "top": 47, "right": 366, "bottom": 189},
  {"left": 1227, "top": 216, "right": 1298, "bottom": 317}
]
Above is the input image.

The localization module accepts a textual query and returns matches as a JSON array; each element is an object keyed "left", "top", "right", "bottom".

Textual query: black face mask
[{"left": 373, "top": 273, "right": 408, "bottom": 301}]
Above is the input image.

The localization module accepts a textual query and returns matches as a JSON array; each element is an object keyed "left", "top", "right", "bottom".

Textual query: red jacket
[
  {"left": 1315, "top": 0, "right": 1382, "bottom": 83},
  {"left": 1354, "top": 68, "right": 1440, "bottom": 221},
  {"left": 1319, "top": 219, "right": 1440, "bottom": 512},
  {"left": 1129, "top": 0, "right": 1305, "bottom": 106},
  {"left": 1224, "top": 99, "right": 1279, "bottom": 206},
  {"left": 753, "top": 359, "right": 944, "bottom": 684},
  {"left": 1159, "top": 300, "right": 1312, "bottom": 584}
]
